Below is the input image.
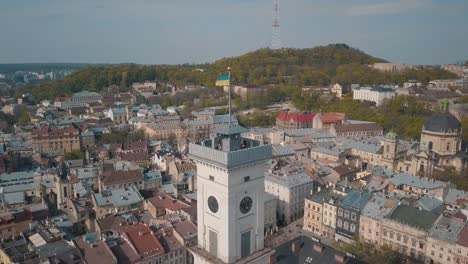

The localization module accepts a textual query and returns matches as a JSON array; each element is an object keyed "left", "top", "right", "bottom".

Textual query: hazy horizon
[{"left": 1, "top": 0, "right": 467, "bottom": 65}]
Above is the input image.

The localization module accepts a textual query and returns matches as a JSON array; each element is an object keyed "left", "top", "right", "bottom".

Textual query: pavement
[{"left": 265, "top": 218, "right": 336, "bottom": 249}]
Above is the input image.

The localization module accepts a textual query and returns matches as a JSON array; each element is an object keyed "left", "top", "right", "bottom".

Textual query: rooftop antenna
[
  {"left": 271, "top": 0, "right": 281, "bottom": 49},
  {"left": 228, "top": 66, "right": 232, "bottom": 126}
]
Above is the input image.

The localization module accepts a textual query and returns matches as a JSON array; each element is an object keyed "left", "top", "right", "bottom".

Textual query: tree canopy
[{"left": 16, "top": 44, "right": 457, "bottom": 101}]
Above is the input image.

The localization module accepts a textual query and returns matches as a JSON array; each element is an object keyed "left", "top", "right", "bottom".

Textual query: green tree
[
  {"left": 18, "top": 109, "right": 31, "bottom": 126},
  {"left": 64, "top": 150, "right": 85, "bottom": 160}
]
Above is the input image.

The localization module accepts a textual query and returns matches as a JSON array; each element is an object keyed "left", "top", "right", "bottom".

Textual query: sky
[{"left": 0, "top": 0, "right": 467, "bottom": 65}]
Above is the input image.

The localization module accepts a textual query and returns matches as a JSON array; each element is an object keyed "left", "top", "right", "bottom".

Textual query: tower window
[{"left": 244, "top": 176, "right": 250, "bottom": 182}]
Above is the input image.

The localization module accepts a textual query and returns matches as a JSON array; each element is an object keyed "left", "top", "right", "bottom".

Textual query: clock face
[
  {"left": 239, "top": 196, "right": 253, "bottom": 214},
  {"left": 208, "top": 196, "right": 219, "bottom": 213}
]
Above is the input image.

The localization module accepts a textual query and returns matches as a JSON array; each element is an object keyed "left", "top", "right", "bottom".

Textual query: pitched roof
[
  {"left": 333, "top": 123, "right": 383, "bottom": 133},
  {"left": 388, "top": 205, "right": 439, "bottom": 231},
  {"left": 101, "top": 169, "right": 143, "bottom": 185},
  {"left": 73, "top": 233, "right": 117, "bottom": 264},
  {"left": 147, "top": 192, "right": 190, "bottom": 211},
  {"left": 121, "top": 224, "right": 164, "bottom": 259},
  {"left": 319, "top": 112, "right": 346, "bottom": 124}
]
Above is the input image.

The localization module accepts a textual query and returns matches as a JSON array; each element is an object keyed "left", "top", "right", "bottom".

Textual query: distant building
[
  {"left": 352, "top": 86, "right": 395, "bottom": 106},
  {"left": 31, "top": 125, "right": 80, "bottom": 154},
  {"left": 442, "top": 64, "right": 465, "bottom": 78},
  {"left": 403, "top": 80, "right": 423, "bottom": 89},
  {"left": 359, "top": 193, "right": 398, "bottom": 245},
  {"left": 107, "top": 107, "right": 129, "bottom": 125},
  {"left": 265, "top": 170, "right": 314, "bottom": 224},
  {"left": 335, "top": 189, "right": 371, "bottom": 243},
  {"left": 370, "top": 63, "right": 414, "bottom": 72},
  {"left": 228, "top": 85, "right": 266, "bottom": 101},
  {"left": 330, "top": 122, "right": 383, "bottom": 137},
  {"left": 304, "top": 187, "right": 347, "bottom": 238},
  {"left": 73, "top": 233, "right": 117, "bottom": 264},
  {"left": 302, "top": 83, "right": 343, "bottom": 98},
  {"left": 92, "top": 186, "right": 143, "bottom": 219},
  {"left": 426, "top": 215, "right": 465, "bottom": 264},
  {"left": 276, "top": 112, "right": 315, "bottom": 129},
  {"left": 313, "top": 112, "right": 347, "bottom": 130},
  {"left": 381, "top": 205, "right": 439, "bottom": 262},
  {"left": 54, "top": 91, "right": 102, "bottom": 110}
]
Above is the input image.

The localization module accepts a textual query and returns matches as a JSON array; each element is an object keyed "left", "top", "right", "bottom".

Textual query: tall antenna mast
[
  {"left": 271, "top": 0, "right": 281, "bottom": 50},
  {"left": 228, "top": 66, "right": 232, "bottom": 126}
]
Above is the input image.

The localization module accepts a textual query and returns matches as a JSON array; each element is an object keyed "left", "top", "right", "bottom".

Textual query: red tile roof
[
  {"left": 101, "top": 169, "right": 143, "bottom": 185},
  {"left": 122, "top": 224, "right": 164, "bottom": 259},
  {"left": 74, "top": 236, "right": 117, "bottom": 264},
  {"left": 319, "top": 112, "right": 346, "bottom": 124},
  {"left": 147, "top": 192, "right": 190, "bottom": 212},
  {"left": 276, "top": 112, "right": 315, "bottom": 123}
]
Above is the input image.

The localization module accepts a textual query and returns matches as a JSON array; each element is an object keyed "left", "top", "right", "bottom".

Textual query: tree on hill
[{"left": 16, "top": 44, "right": 457, "bottom": 101}]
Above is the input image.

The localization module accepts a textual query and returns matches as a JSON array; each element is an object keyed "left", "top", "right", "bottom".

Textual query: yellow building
[{"left": 31, "top": 125, "right": 80, "bottom": 154}]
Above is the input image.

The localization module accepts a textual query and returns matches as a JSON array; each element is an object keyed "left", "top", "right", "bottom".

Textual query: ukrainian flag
[{"left": 215, "top": 74, "right": 230, "bottom": 86}]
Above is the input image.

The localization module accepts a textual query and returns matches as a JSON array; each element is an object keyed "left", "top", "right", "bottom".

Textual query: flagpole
[{"left": 228, "top": 66, "right": 231, "bottom": 126}]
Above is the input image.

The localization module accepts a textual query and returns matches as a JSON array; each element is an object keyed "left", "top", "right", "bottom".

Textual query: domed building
[
  {"left": 412, "top": 112, "right": 466, "bottom": 177},
  {"left": 420, "top": 113, "right": 462, "bottom": 156}
]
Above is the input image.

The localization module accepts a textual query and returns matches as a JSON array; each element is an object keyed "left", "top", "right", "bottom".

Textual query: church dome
[
  {"left": 385, "top": 130, "right": 398, "bottom": 140},
  {"left": 423, "top": 113, "right": 460, "bottom": 133}
]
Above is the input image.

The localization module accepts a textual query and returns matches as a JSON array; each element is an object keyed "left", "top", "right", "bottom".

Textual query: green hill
[{"left": 17, "top": 44, "right": 457, "bottom": 101}]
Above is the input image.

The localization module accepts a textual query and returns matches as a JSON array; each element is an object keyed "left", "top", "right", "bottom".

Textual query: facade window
[
  {"left": 343, "top": 221, "right": 349, "bottom": 230},
  {"left": 350, "top": 224, "right": 356, "bottom": 232},
  {"left": 244, "top": 176, "right": 250, "bottom": 182},
  {"left": 403, "top": 236, "right": 408, "bottom": 244},
  {"left": 337, "top": 219, "right": 342, "bottom": 228},
  {"left": 412, "top": 239, "right": 416, "bottom": 247},
  {"left": 351, "top": 213, "right": 356, "bottom": 221},
  {"left": 397, "top": 234, "right": 401, "bottom": 241},
  {"left": 209, "top": 175, "right": 214, "bottom": 181},
  {"left": 390, "top": 232, "right": 394, "bottom": 239},
  {"left": 383, "top": 229, "right": 388, "bottom": 237},
  {"left": 419, "top": 242, "right": 424, "bottom": 249},
  {"left": 344, "top": 210, "right": 350, "bottom": 218},
  {"left": 338, "top": 208, "right": 343, "bottom": 217}
]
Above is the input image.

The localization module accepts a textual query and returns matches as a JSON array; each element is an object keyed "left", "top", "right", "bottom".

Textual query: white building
[
  {"left": 107, "top": 107, "right": 129, "bottom": 124},
  {"left": 265, "top": 169, "right": 314, "bottom": 224},
  {"left": 353, "top": 86, "right": 396, "bottom": 106},
  {"left": 370, "top": 63, "right": 414, "bottom": 72},
  {"left": 188, "top": 123, "right": 274, "bottom": 264},
  {"left": 54, "top": 91, "right": 103, "bottom": 110}
]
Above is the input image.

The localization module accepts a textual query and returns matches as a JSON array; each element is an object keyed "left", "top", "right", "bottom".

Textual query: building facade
[{"left": 31, "top": 125, "right": 80, "bottom": 154}]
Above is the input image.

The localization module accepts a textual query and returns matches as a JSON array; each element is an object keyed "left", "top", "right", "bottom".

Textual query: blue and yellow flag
[{"left": 215, "top": 74, "right": 230, "bottom": 86}]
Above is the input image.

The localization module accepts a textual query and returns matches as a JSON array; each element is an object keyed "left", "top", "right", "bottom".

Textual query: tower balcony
[{"left": 189, "top": 139, "right": 272, "bottom": 169}]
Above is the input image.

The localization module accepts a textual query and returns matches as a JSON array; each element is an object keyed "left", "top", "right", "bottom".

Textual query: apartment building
[
  {"left": 31, "top": 125, "right": 80, "bottom": 154},
  {"left": 265, "top": 170, "right": 314, "bottom": 224}
]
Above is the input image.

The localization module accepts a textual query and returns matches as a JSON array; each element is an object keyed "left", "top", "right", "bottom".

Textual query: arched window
[{"left": 447, "top": 142, "right": 450, "bottom": 151}]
